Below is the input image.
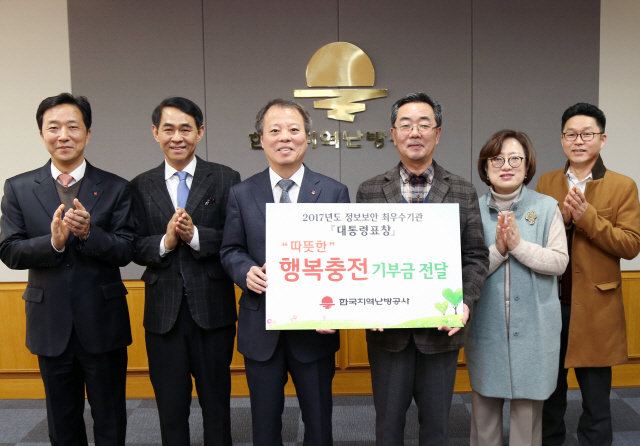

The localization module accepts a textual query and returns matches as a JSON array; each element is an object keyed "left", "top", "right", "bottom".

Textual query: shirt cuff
[
  {"left": 51, "top": 238, "right": 65, "bottom": 253},
  {"left": 159, "top": 235, "right": 174, "bottom": 257},
  {"left": 189, "top": 226, "right": 200, "bottom": 251}
]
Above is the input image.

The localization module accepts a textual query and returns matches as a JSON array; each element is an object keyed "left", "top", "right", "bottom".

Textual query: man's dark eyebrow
[
  {"left": 399, "top": 116, "right": 433, "bottom": 121},
  {"left": 46, "top": 118, "right": 79, "bottom": 125},
  {"left": 162, "top": 122, "right": 194, "bottom": 129}
]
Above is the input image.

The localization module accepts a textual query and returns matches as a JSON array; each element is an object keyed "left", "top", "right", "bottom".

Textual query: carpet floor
[{"left": 2, "top": 389, "right": 640, "bottom": 445}]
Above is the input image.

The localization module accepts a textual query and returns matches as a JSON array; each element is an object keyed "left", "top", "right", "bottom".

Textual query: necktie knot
[
  {"left": 58, "top": 173, "right": 74, "bottom": 187},
  {"left": 408, "top": 174, "right": 427, "bottom": 186},
  {"left": 278, "top": 179, "right": 295, "bottom": 203},
  {"left": 176, "top": 171, "right": 189, "bottom": 181}
]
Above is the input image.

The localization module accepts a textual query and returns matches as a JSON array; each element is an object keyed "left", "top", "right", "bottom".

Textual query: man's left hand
[
  {"left": 438, "top": 303, "right": 469, "bottom": 336},
  {"left": 174, "top": 207, "right": 194, "bottom": 243},
  {"left": 316, "top": 329, "right": 336, "bottom": 334},
  {"left": 64, "top": 198, "right": 91, "bottom": 240}
]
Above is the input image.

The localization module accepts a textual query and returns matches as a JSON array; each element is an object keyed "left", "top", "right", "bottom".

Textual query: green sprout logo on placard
[
  {"left": 440, "top": 288, "right": 463, "bottom": 314},
  {"left": 434, "top": 301, "right": 449, "bottom": 315}
]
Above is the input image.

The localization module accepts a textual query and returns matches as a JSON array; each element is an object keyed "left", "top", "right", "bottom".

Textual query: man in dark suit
[
  {"left": 0, "top": 93, "right": 134, "bottom": 445},
  {"left": 130, "top": 97, "right": 240, "bottom": 446},
  {"left": 356, "top": 92, "right": 489, "bottom": 446},
  {"left": 220, "top": 99, "right": 349, "bottom": 446}
]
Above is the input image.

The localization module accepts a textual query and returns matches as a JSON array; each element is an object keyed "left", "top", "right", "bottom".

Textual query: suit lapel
[
  {"left": 382, "top": 166, "right": 403, "bottom": 203},
  {"left": 186, "top": 158, "right": 211, "bottom": 215},
  {"left": 76, "top": 161, "right": 103, "bottom": 214},
  {"left": 250, "top": 168, "right": 274, "bottom": 219},
  {"left": 148, "top": 163, "right": 175, "bottom": 221},
  {"left": 33, "top": 162, "right": 61, "bottom": 218},
  {"left": 298, "top": 166, "right": 321, "bottom": 203},
  {"left": 426, "top": 161, "right": 449, "bottom": 204}
]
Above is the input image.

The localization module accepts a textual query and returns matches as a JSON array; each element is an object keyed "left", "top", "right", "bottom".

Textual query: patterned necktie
[
  {"left": 408, "top": 173, "right": 427, "bottom": 186},
  {"left": 58, "top": 173, "right": 74, "bottom": 187},
  {"left": 278, "top": 179, "right": 295, "bottom": 203},
  {"left": 176, "top": 171, "right": 189, "bottom": 209}
]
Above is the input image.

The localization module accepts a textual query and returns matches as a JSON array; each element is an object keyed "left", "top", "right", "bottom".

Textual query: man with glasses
[
  {"left": 537, "top": 103, "right": 640, "bottom": 446},
  {"left": 356, "top": 92, "right": 489, "bottom": 445}
]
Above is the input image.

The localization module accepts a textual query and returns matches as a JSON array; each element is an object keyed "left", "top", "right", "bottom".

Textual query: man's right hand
[
  {"left": 51, "top": 204, "right": 69, "bottom": 250},
  {"left": 247, "top": 263, "right": 267, "bottom": 294},
  {"left": 164, "top": 212, "right": 180, "bottom": 250}
]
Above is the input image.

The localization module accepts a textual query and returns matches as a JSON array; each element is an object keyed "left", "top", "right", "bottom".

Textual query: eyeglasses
[
  {"left": 488, "top": 156, "right": 525, "bottom": 168},
  {"left": 394, "top": 123, "right": 439, "bottom": 134},
  {"left": 562, "top": 132, "right": 603, "bottom": 142}
]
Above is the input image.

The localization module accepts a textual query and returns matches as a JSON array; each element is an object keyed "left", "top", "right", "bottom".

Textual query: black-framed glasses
[
  {"left": 562, "top": 132, "right": 603, "bottom": 142},
  {"left": 394, "top": 123, "right": 439, "bottom": 134},
  {"left": 488, "top": 156, "right": 525, "bottom": 168}
]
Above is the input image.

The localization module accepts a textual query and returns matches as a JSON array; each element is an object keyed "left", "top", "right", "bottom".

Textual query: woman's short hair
[{"left": 477, "top": 129, "right": 536, "bottom": 186}]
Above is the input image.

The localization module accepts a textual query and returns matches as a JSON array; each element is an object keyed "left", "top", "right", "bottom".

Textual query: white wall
[
  {"left": 600, "top": 0, "right": 640, "bottom": 270},
  {"left": 0, "top": 0, "right": 71, "bottom": 281}
]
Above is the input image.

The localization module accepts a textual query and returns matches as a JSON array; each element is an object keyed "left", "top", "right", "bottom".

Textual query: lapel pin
[
  {"left": 94, "top": 192, "right": 98, "bottom": 195},
  {"left": 525, "top": 210, "right": 538, "bottom": 225},
  {"left": 311, "top": 191, "right": 316, "bottom": 195}
]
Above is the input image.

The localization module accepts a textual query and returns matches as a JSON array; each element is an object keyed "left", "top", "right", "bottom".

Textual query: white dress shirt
[
  {"left": 159, "top": 157, "right": 200, "bottom": 256},
  {"left": 269, "top": 164, "right": 305, "bottom": 203}
]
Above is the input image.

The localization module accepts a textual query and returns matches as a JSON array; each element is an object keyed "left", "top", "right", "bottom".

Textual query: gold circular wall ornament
[{"left": 306, "top": 42, "right": 375, "bottom": 88}]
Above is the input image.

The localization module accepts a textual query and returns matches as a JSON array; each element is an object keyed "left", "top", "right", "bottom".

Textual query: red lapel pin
[{"left": 311, "top": 191, "right": 316, "bottom": 195}]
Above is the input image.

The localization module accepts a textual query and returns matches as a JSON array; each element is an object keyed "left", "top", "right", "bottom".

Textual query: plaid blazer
[
  {"left": 131, "top": 156, "right": 241, "bottom": 334},
  {"left": 356, "top": 161, "right": 489, "bottom": 354}
]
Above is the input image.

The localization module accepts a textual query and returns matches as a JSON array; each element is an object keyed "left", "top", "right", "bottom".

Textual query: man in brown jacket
[{"left": 537, "top": 103, "right": 640, "bottom": 446}]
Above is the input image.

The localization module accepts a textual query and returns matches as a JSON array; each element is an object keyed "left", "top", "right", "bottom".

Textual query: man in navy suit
[
  {"left": 220, "top": 99, "right": 350, "bottom": 446},
  {"left": 0, "top": 93, "right": 134, "bottom": 445},
  {"left": 130, "top": 97, "right": 240, "bottom": 445}
]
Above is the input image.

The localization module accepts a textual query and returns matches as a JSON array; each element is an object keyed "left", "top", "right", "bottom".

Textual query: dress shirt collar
[
  {"left": 165, "top": 156, "right": 197, "bottom": 181},
  {"left": 51, "top": 159, "right": 86, "bottom": 184},
  {"left": 269, "top": 164, "right": 305, "bottom": 192},
  {"left": 566, "top": 167, "right": 593, "bottom": 194},
  {"left": 399, "top": 163, "right": 434, "bottom": 185}
]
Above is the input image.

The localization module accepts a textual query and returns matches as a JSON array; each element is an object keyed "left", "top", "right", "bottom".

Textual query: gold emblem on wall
[{"left": 294, "top": 42, "right": 387, "bottom": 122}]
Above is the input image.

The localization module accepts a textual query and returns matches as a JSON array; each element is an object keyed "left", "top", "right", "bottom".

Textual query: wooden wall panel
[
  {"left": 2, "top": 273, "right": 640, "bottom": 398},
  {"left": 622, "top": 271, "right": 640, "bottom": 358},
  {"left": 0, "top": 283, "right": 38, "bottom": 372}
]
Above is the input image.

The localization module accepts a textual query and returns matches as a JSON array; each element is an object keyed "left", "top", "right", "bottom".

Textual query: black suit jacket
[
  {"left": 220, "top": 166, "right": 350, "bottom": 362},
  {"left": 130, "top": 156, "right": 240, "bottom": 334},
  {"left": 0, "top": 161, "right": 134, "bottom": 356}
]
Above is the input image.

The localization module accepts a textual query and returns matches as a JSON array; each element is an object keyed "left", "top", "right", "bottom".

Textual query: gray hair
[
  {"left": 254, "top": 99, "right": 312, "bottom": 135},
  {"left": 390, "top": 92, "right": 442, "bottom": 128}
]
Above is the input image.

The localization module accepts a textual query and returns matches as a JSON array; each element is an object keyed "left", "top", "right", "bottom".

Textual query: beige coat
[{"left": 536, "top": 157, "right": 640, "bottom": 368}]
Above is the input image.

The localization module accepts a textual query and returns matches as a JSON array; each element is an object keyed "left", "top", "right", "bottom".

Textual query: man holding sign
[
  {"left": 356, "top": 92, "right": 489, "bottom": 445},
  {"left": 220, "top": 99, "right": 349, "bottom": 446}
]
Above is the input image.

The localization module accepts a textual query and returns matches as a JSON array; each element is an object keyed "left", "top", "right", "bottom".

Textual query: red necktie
[{"left": 58, "top": 174, "right": 73, "bottom": 187}]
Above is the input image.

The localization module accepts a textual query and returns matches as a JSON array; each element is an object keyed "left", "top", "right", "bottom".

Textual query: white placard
[{"left": 265, "top": 203, "right": 463, "bottom": 329}]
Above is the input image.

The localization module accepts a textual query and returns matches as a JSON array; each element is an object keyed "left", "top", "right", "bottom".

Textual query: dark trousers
[
  {"left": 542, "top": 304, "right": 613, "bottom": 446},
  {"left": 368, "top": 338, "right": 459, "bottom": 446},
  {"left": 244, "top": 332, "right": 336, "bottom": 446},
  {"left": 145, "top": 293, "right": 236, "bottom": 446},
  {"left": 38, "top": 328, "right": 128, "bottom": 446}
]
